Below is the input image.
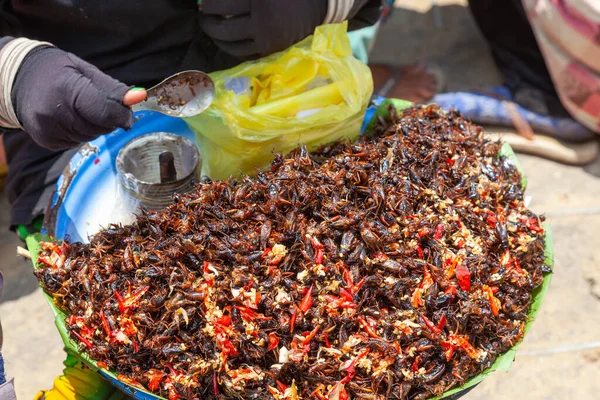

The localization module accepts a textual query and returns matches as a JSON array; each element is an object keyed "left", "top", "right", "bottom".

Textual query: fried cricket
[{"left": 36, "top": 105, "right": 549, "bottom": 399}]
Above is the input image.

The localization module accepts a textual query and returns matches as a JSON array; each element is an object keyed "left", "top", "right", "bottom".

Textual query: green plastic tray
[{"left": 28, "top": 99, "right": 554, "bottom": 399}]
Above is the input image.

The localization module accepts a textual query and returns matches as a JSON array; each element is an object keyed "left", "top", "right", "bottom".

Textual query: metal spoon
[{"left": 131, "top": 70, "right": 215, "bottom": 118}]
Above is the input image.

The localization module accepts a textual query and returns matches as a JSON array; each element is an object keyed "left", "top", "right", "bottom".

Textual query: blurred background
[{"left": 1, "top": 0, "right": 599, "bottom": 398}]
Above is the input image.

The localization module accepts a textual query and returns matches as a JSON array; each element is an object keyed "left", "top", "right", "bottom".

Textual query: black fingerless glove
[{"left": 12, "top": 47, "right": 133, "bottom": 150}]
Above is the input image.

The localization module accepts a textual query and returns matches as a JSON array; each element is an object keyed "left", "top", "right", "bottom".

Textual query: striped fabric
[{"left": 523, "top": 0, "right": 600, "bottom": 132}]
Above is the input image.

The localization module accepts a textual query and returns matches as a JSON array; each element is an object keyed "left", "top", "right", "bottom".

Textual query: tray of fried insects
[{"left": 29, "top": 99, "right": 553, "bottom": 399}]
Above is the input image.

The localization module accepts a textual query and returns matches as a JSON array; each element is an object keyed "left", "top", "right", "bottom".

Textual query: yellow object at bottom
[{"left": 34, "top": 353, "right": 130, "bottom": 400}]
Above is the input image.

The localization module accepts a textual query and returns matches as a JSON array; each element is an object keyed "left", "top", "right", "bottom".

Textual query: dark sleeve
[
  {"left": 1, "top": 128, "right": 77, "bottom": 228},
  {"left": 348, "top": 0, "right": 382, "bottom": 31}
]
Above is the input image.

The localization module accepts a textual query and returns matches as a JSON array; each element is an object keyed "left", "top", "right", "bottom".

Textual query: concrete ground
[{"left": 1, "top": 0, "right": 600, "bottom": 398}]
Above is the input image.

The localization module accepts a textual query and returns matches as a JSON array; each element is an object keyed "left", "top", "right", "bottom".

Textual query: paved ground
[{"left": 1, "top": 1, "right": 599, "bottom": 398}]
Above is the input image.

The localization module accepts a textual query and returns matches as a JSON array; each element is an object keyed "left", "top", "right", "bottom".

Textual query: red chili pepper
[
  {"left": 440, "top": 341, "right": 455, "bottom": 361},
  {"left": 323, "top": 332, "right": 331, "bottom": 348},
  {"left": 486, "top": 212, "right": 497, "bottom": 228},
  {"left": 358, "top": 316, "right": 379, "bottom": 338},
  {"left": 497, "top": 209, "right": 506, "bottom": 223},
  {"left": 345, "top": 348, "right": 370, "bottom": 374},
  {"left": 339, "top": 387, "right": 349, "bottom": 400},
  {"left": 448, "top": 334, "right": 481, "bottom": 359},
  {"left": 316, "top": 248, "right": 324, "bottom": 264},
  {"left": 133, "top": 341, "right": 139, "bottom": 353},
  {"left": 71, "top": 330, "right": 93, "bottom": 349},
  {"left": 299, "top": 284, "right": 314, "bottom": 314},
  {"left": 414, "top": 244, "right": 423, "bottom": 259},
  {"left": 114, "top": 289, "right": 125, "bottom": 314},
  {"left": 456, "top": 238, "right": 466, "bottom": 248},
  {"left": 81, "top": 324, "right": 95, "bottom": 339},
  {"left": 216, "top": 333, "right": 238, "bottom": 356},
  {"left": 114, "top": 285, "right": 149, "bottom": 314},
  {"left": 351, "top": 278, "right": 366, "bottom": 295},
  {"left": 446, "top": 158, "right": 455, "bottom": 166},
  {"left": 309, "top": 235, "right": 325, "bottom": 264},
  {"left": 418, "top": 228, "right": 429, "bottom": 238},
  {"left": 421, "top": 314, "right": 441, "bottom": 334},
  {"left": 342, "top": 267, "right": 353, "bottom": 288},
  {"left": 412, "top": 357, "right": 419, "bottom": 372},
  {"left": 234, "top": 306, "right": 270, "bottom": 322},
  {"left": 339, "top": 288, "right": 353, "bottom": 302},
  {"left": 434, "top": 223, "right": 444, "bottom": 239},
  {"left": 167, "top": 385, "right": 181, "bottom": 400},
  {"left": 261, "top": 247, "right": 272, "bottom": 258},
  {"left": 455, "top": 264, "right": 471, "bottom": 292},
  {"left": 267, "top": 386, "right": 280, "bottom": 397},
  {"left": 420, "top": 267, "right": 434, "bottom": 289},
  {"left": 267, "top": 332, "right": 280, "bottom": 351},
  {"left": 411, "top": 288, "right": 424, "bottom": 308},
  {"left": 302, "top": 325, "right": 320, "bottom": 346},
  {"left": 444, "top": 285, "right": 457, "bottom": 296},
  {"left": 67, "top": 315, "right": 94, "bottom": 338},
  {"left": 254, "top": 291, "right": 261, "bottom": 306},
  {"left": 484, "top": 285, "right": 501, "bottom": 317},
  {"left": 214, "top": 315, "right": 232, "bottom": 326},
  {"left": 66, "top": 314, "right": 80, "bottom": 326},
  {"left": 276, "top": 380, "right": 287, "bottom": 393},
  {"left": 339, "top": 301, "right": 357, "bottom": 309},
  {"left": 289, "top": 308, "right": 297, "bottom": 334},
  {"left": 51, "top": 244, "right": 63, "bottom": 256},
  {"left": 339, "top": 348, "right": 370, "bottom": 386},
  {"left": 213, "top": 372, "right": 219, "bottom": 397},
  {"left": 166, "top": 364, "right": 184, "bottom": 378},
  {"left": 325, "top": 294, "right": 339, "bottom": 303},
  {"left": 100, "top": 311, "right": 112, "bottom": 337},
  {"left": 37, "top": 256, "right": 54, "bottom": 268},
  {"left": 522, "top": 217, "right": 543, "bottom": 233},
  {"left": 312, "top": 387, "right": 328, "bottom": 400},
  {"left": 437, "top": 314, "right": 447, "bottom": 331},
  {"left": 147, "top": 369, "right": 166, "bottom": 391},
  {"left": 325, "top": 295, "right": 358, "bottom": 310},
  {"left": 119, "top": 318, "right": 137, "bottom": 336},
  {"left": 513, "top": 258, "right": 524, "bottom": 274},
  {"left": 490, "top": 286, "right": 499, "bottom": 294},
  {"left": 298, "top": 286, "right": 309, "bottom": 295}
]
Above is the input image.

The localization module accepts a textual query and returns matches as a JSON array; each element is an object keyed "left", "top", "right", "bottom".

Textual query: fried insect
[{"left": 36, "top": 105, "right": 549, "bottom": 399}]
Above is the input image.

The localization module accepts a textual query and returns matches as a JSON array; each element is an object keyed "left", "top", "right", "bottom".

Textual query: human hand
[
  {"left": 199, "top": 0, "right": 328, "bottom": 59},
  {"left": 11, "top": 46, "right": 147, "bottom": 150}
]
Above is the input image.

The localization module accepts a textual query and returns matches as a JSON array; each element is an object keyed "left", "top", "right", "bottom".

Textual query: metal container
[{"left": 116, "top": 132, "right": 200, "bottom": 211}]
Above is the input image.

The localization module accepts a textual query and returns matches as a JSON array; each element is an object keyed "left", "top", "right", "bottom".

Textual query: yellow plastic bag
[{"left": 185, "top": 22, "right": 373, "bottom": 180}]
